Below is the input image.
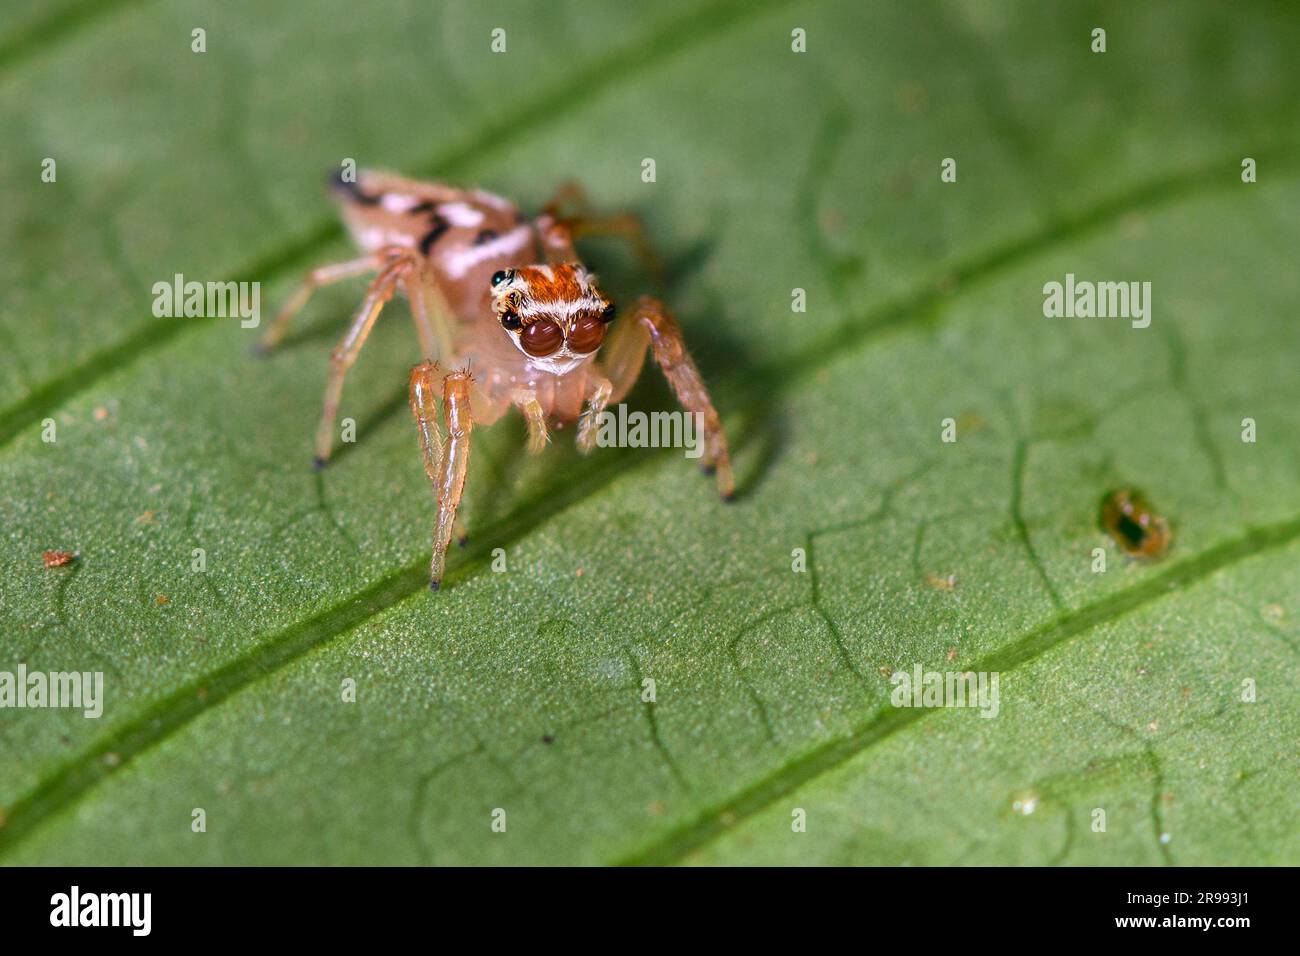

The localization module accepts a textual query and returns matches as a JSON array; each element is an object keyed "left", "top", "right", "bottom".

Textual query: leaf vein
[{"left": 617, "top": 515, "right": 1300, "bottom": 865}]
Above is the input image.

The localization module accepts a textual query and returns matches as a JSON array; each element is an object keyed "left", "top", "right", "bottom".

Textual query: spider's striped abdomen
[{"left": 331, "top": 169, "right": 540, "bottom": 323}]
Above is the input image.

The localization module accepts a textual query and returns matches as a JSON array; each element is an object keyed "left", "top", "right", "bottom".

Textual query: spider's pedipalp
[
  {"left": 514, "top": 389, "right": 550, "bottom": 454},
  {"left": 577, "top": 375, "right": 613, "bottom": 454}
]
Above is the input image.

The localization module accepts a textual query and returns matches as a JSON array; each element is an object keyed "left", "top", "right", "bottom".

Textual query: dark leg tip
[
  {"left": 456, "top": 534, "right": 469, "bottom": 548},
  {"left": 699, "top": 463, "right": 717, "bottom": 476},
  {"left": 429, "top": 579, "right": 441, "bottom": 592},
  {"left": 722, "top": 490, "right": 736, "bottom": 503},
  {"left": 312, "top": 456, "right": 328, "bottom": 471}
]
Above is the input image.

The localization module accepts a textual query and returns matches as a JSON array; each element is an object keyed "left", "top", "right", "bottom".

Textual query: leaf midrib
[
  {"left": 0, "top": 0, "right": 150, "bottom": 79},
  {"left": 619, "top": 515, "right": 1300, "bottom": 865}
]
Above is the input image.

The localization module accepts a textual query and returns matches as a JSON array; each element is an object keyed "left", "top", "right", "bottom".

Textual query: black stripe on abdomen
[
  {"left": 419, "top": 213, "right": 451, "bottom": 255},
  {"left": 326, "top": 168, "right": 381, "bottom": 205}
]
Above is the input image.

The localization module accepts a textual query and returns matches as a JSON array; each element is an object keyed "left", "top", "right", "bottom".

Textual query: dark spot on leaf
[{"left": 1100, "top": 489, "right": 1171, "bottom": 559}]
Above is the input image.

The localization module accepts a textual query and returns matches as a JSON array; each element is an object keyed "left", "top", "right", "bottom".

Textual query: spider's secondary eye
[
  {"left": 567, "top": 314, "right": 607, "bottom": 353},
  {"left": 520, "top": 319, "right": 563, "bottom": 356},
  {"left": 501, "top": 312, "right": 522, "bottom": 331},
  {"left": 491, "top": 269, "right": 512, "bottom": 287},
  {"left": 601, "top": 302, "right": 616, "bottom": 322}
]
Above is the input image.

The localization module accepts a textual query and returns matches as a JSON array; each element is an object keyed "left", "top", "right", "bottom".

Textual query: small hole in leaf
[{"left": 1100, "top": 489, "right": 1171, "bottom": 559}]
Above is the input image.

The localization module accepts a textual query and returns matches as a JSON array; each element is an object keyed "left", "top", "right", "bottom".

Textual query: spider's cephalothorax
[{"left": 257, "top": 170, "right": 732, "bottom": 589}]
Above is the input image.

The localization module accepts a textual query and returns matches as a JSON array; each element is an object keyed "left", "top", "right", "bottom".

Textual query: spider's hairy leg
[
  {"left": 408, "top": 360, "right": 444, "bottom": 485},
  {"left": 577, "top": 375, "right": 613, "bottom": 454},
  {"left": 602, "top": 296, "right": 734, "bottom": 499},
  {"left": 409, "top": 362, "right": 471, "bottom": 556},
  {"left": 408, "top": 364, "right": 476, "bottom": 591},
  {"left": 407, "top": 266, "right": 457, "bottom": 364},
  {"left": 254, "top": 247, "right": 403, "bottom": 355},
  {"left": 312, "top": 255, "right": 415, "bottom": 468},
  {"left": 513, "top": 389, "right": 550, "bottom": 454},
  {"left": 541, "top": 180, "right": 592, "bottom": 219},
  {"left": 536, "top": 188, "right": 662, "bottom": 279}
]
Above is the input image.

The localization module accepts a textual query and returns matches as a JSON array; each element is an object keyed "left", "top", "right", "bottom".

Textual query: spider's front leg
[
  {"left": 597, "top": 296, "right": 734, "bottom": 499},
  {"left": 408, "top": 362, "right": 476, "bottom": 590}
]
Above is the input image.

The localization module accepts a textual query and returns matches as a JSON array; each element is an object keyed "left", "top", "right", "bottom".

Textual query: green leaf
[{"left": 1, "top": 0, "right": 1297, "bottom": 865}]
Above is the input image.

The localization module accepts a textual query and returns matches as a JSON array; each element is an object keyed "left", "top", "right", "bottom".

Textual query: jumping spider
[{"left": 256, "top": 171, "right": 733, "bottom": 589}]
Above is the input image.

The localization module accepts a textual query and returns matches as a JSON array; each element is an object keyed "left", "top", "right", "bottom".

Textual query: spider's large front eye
[
  {"left": 567, "top": 313, "right": 607, "bottom": 353},
  {"left": 491, "top": 269, "right": 513, "bottom": 288},
  {"left": 520, "top": 319, "right": 563, "bottom": 357}
]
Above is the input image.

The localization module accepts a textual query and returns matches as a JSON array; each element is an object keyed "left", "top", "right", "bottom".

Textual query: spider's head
[{"left": 490, "top": 263, "right": 615, "bottom": 371}]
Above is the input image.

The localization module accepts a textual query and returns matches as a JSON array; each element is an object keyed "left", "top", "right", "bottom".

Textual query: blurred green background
[{"left": 0, "top": 0, "right": 1297, "bottom": 864}]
